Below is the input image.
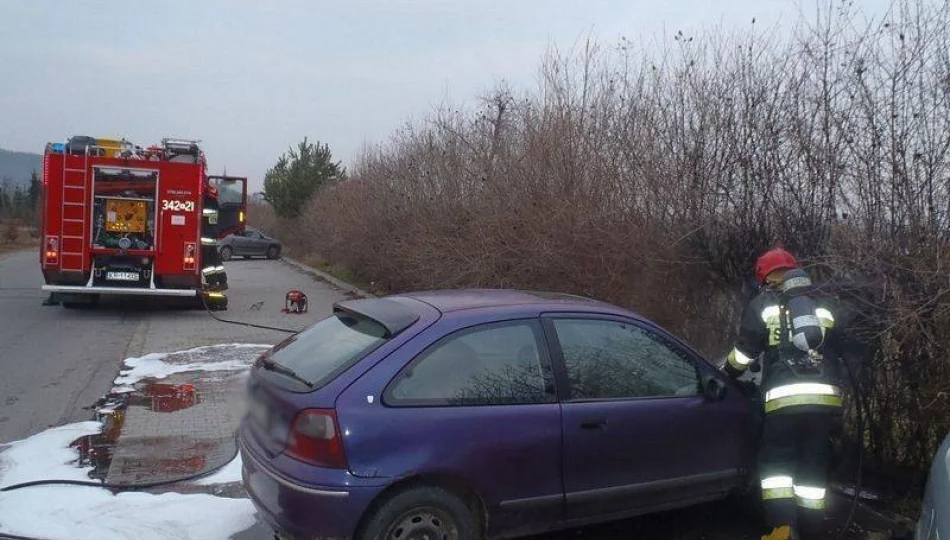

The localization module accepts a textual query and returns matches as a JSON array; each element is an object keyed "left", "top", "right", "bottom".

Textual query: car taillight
[
  {"left": 44, "top": 236, "right": 59, "bottom": 265},
  {"left": 285, "top": 409, "right": 347, "bottom": 469}
]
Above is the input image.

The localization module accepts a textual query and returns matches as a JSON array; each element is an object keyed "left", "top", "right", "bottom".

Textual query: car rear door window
[
  {"left": 551, "top": 318, "right": 699, "bottom": 400},
  {"left": 386, "top": 321, "right": 553, "bottom": 406},
  {"left": 262, "top": 312, "right": 388, "bottom": 390}
]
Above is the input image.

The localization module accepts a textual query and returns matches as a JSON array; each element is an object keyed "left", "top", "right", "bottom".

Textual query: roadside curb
[{"left": 280, "top": 256, "right": 376, "bottom": 299}]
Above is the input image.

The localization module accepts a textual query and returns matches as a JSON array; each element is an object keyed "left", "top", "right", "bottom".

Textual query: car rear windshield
[{"left": 264, "top": 312, "right": 388, "bottom": 390}]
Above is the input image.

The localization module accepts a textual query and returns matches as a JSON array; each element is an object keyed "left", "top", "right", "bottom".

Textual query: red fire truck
[{"left": 40, "top": 136, "right": 245, "bottom": 309}]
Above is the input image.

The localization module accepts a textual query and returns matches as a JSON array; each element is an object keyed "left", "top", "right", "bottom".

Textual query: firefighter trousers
[{"left": 759, "top": 410, "right": 835, "bottom": 530}]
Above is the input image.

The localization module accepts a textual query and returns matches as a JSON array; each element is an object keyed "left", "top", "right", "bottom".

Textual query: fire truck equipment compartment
[{"left": 104, "top": 199, "right": 148, "bottom": 233}]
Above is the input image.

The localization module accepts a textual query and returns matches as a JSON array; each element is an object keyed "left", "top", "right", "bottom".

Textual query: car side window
[
  {"left": 551, "top": 318, "right": 700, "bottom": 400},
  {"left": 385, "top": 321, "right": 553, "bottom": 406}
]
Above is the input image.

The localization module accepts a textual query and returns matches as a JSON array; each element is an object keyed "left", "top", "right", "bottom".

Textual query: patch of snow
[
  {"left": 194, "top": 455, "right": 242, "bottom": 485},
  {"left": 0, "top": 486, "right": 257, "bottom": 540},
  {"left": 113, "top": 343, "right": 271, "bottom": 388},
  {"left": 0, "top": 421, "right": 102, "bottom": 489}
]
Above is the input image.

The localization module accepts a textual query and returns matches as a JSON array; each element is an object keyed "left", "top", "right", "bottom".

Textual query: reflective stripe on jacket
[{"left": 763, "top": 382, "right": 843, "bottom": 413}]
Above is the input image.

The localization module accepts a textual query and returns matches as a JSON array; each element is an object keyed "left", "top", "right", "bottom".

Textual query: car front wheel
[
  {"left": 219, "top": 245, "right": 232, "bottom": 261},
  {"left": 266, "top": 245, "right": 280, "bottom": 259},
  {"left": 358, "top": 487, "right": 478, "bottom": 540}
]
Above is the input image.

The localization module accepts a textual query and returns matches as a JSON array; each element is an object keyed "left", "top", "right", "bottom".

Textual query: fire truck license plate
[{"left": 106, "top": 271, "right": 139, "bottom": 282}]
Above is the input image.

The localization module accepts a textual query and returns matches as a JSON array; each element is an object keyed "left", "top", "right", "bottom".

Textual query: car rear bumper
[{"left": 239, "top": 431, "right": 384, "bottom": 540}]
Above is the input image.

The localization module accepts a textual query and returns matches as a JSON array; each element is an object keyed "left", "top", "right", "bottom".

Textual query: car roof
[
  {"left": 396, "top": 288, "right": 613, "bottom": 314},
  {"left": 340, "top": 290, "right": 699, "bottom": 362}
]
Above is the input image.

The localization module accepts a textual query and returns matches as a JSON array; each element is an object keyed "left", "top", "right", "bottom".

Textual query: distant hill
[{"left": 0, "top": 147, "right": 42, "bottom": 190}]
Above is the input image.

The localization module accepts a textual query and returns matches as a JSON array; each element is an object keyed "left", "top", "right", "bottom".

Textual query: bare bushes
[{"left": 289, "top": 0, "right": 950, "bottom": 482}]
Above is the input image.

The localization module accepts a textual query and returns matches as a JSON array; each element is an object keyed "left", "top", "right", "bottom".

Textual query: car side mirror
[{"left": 704, "top": 377, "right": 727, "bottom": 402}]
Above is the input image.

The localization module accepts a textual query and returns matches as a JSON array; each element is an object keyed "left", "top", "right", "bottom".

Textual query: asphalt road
[{"left": 0, "top": 249, "right": 346, "bottom": 445}]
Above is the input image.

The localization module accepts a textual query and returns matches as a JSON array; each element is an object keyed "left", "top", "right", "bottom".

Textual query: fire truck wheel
[
  {"left": 219, "top": 245, "right": 233, "bottom": 261},
  {"left": 266, "top": 245, "right": 280, "bottom": 259}
]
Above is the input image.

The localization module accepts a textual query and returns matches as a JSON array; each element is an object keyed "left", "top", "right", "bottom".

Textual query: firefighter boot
[{"left": 761, "top": 525, "right": 799, "bottom": 540}]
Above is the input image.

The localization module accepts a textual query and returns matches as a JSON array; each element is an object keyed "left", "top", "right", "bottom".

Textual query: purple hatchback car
[{"left": 239, "top": 289, "right": 755, "bottom": 540}]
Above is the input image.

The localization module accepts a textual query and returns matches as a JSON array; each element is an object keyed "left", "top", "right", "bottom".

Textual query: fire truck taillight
[
  {"left": 44, "top": 236, "right": 59, "bottom": 265},
  {"left": 183, "top": 242, "right": 196, "bottom": 270}
]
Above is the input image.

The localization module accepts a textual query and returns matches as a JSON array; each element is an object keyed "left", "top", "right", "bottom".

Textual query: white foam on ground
[
  {"left": 113, "top": 343, "right": 271, "bottom": 389},
  {"left": 0, "top": 486, "right": 257, "bottom": 540},
  {"left": 194, "top": 454, "right": 243, "bottom": 485},
  {"left": 0, "top": 343, "right": 274, "bottom": 539},
  {"left": 0, "top": 421, "right": 102, "bottom": 489},
  {"left": 0, "top": 420, "right": 257, "bottom": 539}
]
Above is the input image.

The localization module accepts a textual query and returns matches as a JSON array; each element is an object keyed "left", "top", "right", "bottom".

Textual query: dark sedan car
[
  {"left": 239, "top": 289, "right": 755, "bottom": 540},
  {"left": 218, "top": 227, "right": 281, "bottom": 260}
]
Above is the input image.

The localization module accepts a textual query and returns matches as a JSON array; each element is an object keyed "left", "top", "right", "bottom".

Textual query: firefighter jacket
[{"left": 724, "top": 288, "right": 844, "bottom": 415}]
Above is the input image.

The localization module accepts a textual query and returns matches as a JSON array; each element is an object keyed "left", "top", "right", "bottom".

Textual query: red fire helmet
[{"left": 755, "top": 248, "right": 798, "bottom": 284}]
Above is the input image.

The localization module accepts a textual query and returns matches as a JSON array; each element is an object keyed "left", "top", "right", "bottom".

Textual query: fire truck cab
[
  {"left": 207, "top": 175, "right": 248, "bottom": 239},
  {"left": 40, "top": 136, "right": 230, "bottom": 309}
]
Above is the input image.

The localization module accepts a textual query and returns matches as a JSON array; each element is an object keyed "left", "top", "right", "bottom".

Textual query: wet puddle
[
  {"left": 72, "top": 406, "right": 125, "bottom": 482},
  {"left": 137, "top": 382, "right": 200, "bottom": 413},
  {"left": 72, "top": 381, "right": 204, "bottom": 483}
]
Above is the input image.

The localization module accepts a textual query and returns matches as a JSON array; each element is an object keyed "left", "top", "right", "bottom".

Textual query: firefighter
[{"left": 723, "top": 248, "right": 843, "bottom": 540}]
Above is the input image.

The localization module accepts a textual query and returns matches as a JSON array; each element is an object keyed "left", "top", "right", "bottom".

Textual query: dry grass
[{"left": 0, "top": 221, "right": 38, "bottom": 255}]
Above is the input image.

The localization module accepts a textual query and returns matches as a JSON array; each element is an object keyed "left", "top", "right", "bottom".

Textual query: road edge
[{"left": 279, "top": 256, "right": 376, "bottom": 299}]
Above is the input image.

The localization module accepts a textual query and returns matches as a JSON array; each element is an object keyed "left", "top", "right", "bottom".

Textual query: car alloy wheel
[
  {"left": 219, "top": 245, "right": 232, "bottom": 261},
  {"left": 385, "top": 506, "right": 459, "bottom": 540}
]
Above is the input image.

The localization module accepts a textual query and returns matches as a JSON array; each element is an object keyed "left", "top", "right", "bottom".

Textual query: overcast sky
[{"left": 0, "top": 1, "right": 893, "bottom": 191}]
